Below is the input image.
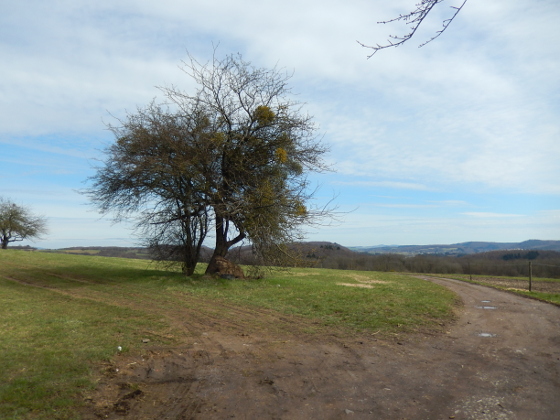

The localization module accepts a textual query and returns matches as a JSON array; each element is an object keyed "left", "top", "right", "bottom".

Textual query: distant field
[
  {"left": 48, "top": 247, "right": 152, "bottom": 259},
  {"left": 0, "top": 250, "right": 458, "bottom": 419},
  {"left": 56, "top": 249, "right": 102, "bottom": 255}
]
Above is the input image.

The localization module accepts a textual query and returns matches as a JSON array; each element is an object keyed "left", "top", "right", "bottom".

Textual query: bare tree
[
  {"left": 359, "top": 0, "right": 468, "bottom": 58},
  {"left": 0, "top": 198, "right": 48, "bottom": 249},
  {"left": 87, "top": 52, "right": 331, "bottom": 276}
]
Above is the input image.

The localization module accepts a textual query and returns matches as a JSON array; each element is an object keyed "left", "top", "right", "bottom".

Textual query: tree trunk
[
  {"left": 206, "top": 215, "right": 230, "bottom": 275},
  {"left": 182, "top": 261, "right": 196, "bottom": 276},
  {"left": 181, "top": 246, "right": 198, "bottom": 276},
  {"left": 205, "top": 215, "right": 245, "bottom": 275}
]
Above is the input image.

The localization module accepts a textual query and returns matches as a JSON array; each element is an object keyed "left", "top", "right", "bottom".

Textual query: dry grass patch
[
  {"left": 338, "top": 273, "right": 391, "bottom": 285},
  {"left": 337, "top": 283, "right": 376, "bottom": 289}
]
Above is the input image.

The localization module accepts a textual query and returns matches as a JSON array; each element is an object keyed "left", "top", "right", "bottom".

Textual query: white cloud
[{"left": 291, "top": 1, "right": 560, "bottom": 194}]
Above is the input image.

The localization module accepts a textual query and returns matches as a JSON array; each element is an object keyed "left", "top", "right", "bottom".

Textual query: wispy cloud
[
  {"left": 334, "top": 180, "right": 431, "bottom": 191},
  {"left": 462, "top": 212, "right": 524, "bottom": 219},
  {"left": 429, "top": 200, "right": 470, "bottom": 207},
  {"left": 373, "top": 204, "right": 438, "bottom": 209}
]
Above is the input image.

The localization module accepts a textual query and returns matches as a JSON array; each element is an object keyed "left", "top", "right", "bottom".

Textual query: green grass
[
  {"left": 0, "top": 283, "right": 156, "bottom": 419},
  {"left": 0, "top": 250, "right": 458, "bottom": 419},
  {"left": 513, "top": 290, "right": 560, "bottom": 305},
  {"left": 169, "top": 268, "right": 458, "bottom": 333},
  {"left": 55, "top": 249, "right": 101, "bottom": 255}
]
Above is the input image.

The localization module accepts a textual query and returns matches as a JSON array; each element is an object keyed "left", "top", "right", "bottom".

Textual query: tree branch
[{"left": 358, "top": 0, "right": 468, "bottom": 58}]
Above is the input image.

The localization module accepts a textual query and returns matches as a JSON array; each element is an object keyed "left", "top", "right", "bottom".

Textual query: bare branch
[{"left": 358, "top": 0, "right": 468, "bottom": 58}]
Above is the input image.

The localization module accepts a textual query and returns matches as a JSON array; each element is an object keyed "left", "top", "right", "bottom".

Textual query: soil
[{"left": 81, "top": 276, "right": 560, "bottom": 420}]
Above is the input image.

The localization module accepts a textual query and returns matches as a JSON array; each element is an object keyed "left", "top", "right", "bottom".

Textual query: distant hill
[
  {"left": 349, "top": 240, "right": 560, "bottom": 256},
  {"left": 38, "top": 240, "right": 560, "bottom": 261},
  {"left": 225, "top": 241, "right": 355, "bottom": 265}
]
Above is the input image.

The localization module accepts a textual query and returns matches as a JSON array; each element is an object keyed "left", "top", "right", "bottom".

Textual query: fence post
[{"left": 529, "top": 261, "right": 533, "bottom": 292}]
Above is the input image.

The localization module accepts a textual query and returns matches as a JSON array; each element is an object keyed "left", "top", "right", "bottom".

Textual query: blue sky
[{"left": 1, "top": 0, "right": 559, "bottom": 249}]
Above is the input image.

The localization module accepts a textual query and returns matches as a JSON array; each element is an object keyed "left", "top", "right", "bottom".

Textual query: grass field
[{"left": 0, "top": 250, "right": 459, "bottom": 419}]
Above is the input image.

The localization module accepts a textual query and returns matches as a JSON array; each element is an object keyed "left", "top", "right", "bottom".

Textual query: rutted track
[{"left": 73, "top": 275, "right": 560, "bottom": 419}]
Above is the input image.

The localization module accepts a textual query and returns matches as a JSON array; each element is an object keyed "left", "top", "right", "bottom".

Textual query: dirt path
[{"left": 83, "top": 276, "right": 560, "bottom": 420}]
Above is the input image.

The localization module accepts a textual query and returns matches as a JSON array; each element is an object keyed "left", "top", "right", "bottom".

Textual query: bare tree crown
[{"left": 87, "top": 52, "right": 331, "bottom": 276}]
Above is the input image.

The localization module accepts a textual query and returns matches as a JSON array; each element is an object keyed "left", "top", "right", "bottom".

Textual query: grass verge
[{"left": 427, "top": 273, "right": 560, "bottom": 306}]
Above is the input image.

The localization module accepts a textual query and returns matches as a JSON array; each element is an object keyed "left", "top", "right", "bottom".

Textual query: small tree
[{"left": 0, "top": 198, "right": 48, "bottom": 249}]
